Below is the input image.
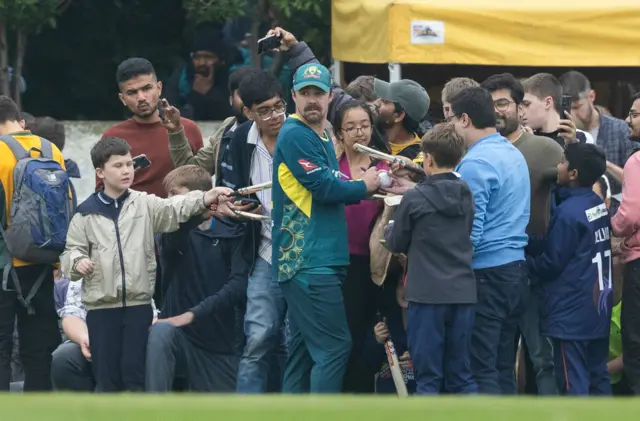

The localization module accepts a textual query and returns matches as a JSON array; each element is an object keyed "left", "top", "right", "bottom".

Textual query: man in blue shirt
[
  {"left": 450, "top": 87, "right": 531, "bottom": 394},
  {"left": 272, "top": 63, "right": 380, "bottom": 393}
]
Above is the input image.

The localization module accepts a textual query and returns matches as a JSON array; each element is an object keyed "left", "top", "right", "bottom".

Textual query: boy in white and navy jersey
[{"left": 528, "top": 143, "right": 612, "bottom": 396}]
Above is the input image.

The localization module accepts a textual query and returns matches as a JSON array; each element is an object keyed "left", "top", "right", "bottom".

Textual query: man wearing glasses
[
  {"left": 612, "top": 93, "right": 640, "bottom": 395},
  {"left": 269, "top": 28, "right": 429, "bottom": 163},
  {"left": 225, "top": 70, "right": 290, "bottom": 394},
  {"left": 482, "top": 73, "right": 564, "bottom": 395}
]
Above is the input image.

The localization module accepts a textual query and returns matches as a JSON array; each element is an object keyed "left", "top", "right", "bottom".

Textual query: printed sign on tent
[{"left": 410, "top": 21, "right": 445, "bottom": 45}]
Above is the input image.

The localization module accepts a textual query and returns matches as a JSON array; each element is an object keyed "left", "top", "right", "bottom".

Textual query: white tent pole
[
  {"left": 389, "top": 63, "right": 402, "bottom": 82},
  {"left": 331, "top": 59, "right": 343, "bottom": 87}
]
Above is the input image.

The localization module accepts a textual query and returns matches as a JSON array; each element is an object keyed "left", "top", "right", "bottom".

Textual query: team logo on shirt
[
  {"left": 585, "top": 203, "right": 608, "bottom": 222},
  {"left": 298, "top": 159, "right": 319, "bottom": 173}
]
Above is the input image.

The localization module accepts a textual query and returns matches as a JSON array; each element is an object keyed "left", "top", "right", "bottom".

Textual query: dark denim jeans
[
  {"left": 518, "top": 285, "right": 557, "bottom": 395},
  {"left": 622, "top": 258, "right": 640, "bottom": 395},
  {"left": 471, "top": 260, "right": 529, "bottom": 394}
]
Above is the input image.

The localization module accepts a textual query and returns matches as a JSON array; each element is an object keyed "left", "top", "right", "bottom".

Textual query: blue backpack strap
[
  {"left": 0, "top": 135, "right": 53, "bottom": 315},
  {"left": 38, "top": 137, "right": 53, "bottom": 159},
  {"left": 0, "top": 135, "right": 28, "bottom": 160}
]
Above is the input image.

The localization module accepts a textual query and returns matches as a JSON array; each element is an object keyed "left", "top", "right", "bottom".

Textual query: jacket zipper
[
  {"left": 249, "top": 220, "right": 257, "bottom": 273},
  {"left": 113, "top": 200, "right": 127, "bottom": 307},
  {"left": 244, "top": 143, "right": 258, "bottom": 274}
]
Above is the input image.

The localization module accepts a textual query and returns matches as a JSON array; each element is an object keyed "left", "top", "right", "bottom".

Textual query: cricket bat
[
  {"left": 384, "top": 336, "right": 409, "bottom": 397},
  {"left": 353, "top": 143, "right": 425, "bottom": 176},
  {"left": 378, "top": 313, "right": 409, "bottom": 397},
  {"left": 232, "top": 210, "right": 269, "bottom": 221},
  {"left": 236, "top": 181, "right": 272, "bottom": 195}
]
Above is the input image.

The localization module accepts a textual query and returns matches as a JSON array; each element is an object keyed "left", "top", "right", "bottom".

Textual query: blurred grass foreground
[{"left": 1, "top": 394, "right": 639, "bottom": 421}]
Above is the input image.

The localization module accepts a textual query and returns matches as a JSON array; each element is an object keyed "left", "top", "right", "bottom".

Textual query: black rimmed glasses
[
  {"left": 255, "top": 102, "right": 287, "bottom": 121},
  {"left": 493, "top": 98, "right": 515, "bottom": 112},
  {"left": 341, "top": 126, "right": 372, "bottom": 136}
]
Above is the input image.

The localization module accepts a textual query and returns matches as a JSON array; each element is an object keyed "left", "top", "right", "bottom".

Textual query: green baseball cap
[
  {"left": 374, "top": 79, "right": 430, "bottom": 122},
  {"left": 293, "top": 63, "right": 332, "bottom": 93}
]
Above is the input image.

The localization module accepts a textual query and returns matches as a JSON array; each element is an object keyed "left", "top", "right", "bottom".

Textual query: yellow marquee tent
[{"left": 331, "top": 0, "right": 640, "bottom": 66}]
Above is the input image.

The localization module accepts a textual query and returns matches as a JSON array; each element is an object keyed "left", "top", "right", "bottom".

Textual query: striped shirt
[
  {"left": 248, "top": 123, "right": 274, "bottom": 264},
  {"left": 58, "top": 279, "right": 159, "bottom": 321}
]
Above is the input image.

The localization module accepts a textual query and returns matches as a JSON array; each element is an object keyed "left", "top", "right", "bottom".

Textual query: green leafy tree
[
  {"left": 182, "top": 0, "right": 246, "bottom": 25},
  {"left": 271, "top": 0, "right": 330, "bottom": 64},
  {"left": 181, "top": 0, "right": 331, "bottom": 70},
  {"left": 0, "top": 0, "right": 71, "bottom": 108}
]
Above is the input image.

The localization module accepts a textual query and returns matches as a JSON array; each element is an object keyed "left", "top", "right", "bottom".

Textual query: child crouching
[{"left": 60, "top": 137, "right": 233, "bottom": 392}]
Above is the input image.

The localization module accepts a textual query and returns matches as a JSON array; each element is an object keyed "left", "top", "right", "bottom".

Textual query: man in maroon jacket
[{"left": 97, "top": 57, "right": 204, "bottom": 198}]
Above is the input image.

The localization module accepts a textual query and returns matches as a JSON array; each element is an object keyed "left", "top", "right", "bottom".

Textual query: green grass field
[{"left": 2, "top": 394, "right": 638, "bottom": 420}]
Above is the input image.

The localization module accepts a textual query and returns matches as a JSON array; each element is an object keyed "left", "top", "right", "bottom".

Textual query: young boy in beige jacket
[{"left": 60, "top": 137, "right": 233, "bottom": 392}]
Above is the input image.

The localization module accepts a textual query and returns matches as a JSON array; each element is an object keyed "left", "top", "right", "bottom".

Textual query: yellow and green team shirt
[{"left": 271, "top": 115, "right": 367, "bottom": 282}]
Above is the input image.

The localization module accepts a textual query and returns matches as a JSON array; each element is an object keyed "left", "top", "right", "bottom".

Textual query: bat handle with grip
[{"left": 396, "top": 158, "right": 426, "bottom": 176}]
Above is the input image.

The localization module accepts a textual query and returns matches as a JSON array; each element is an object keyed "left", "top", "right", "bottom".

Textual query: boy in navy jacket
[{"left": 527, "top": 143, "right": 612, "bottom": 396}]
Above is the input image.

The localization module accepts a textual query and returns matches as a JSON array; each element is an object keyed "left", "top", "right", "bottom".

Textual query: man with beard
[
  {"left": 373, "top": 79, "right": 430, "bottom": 161},
  {"left": 169, "top": 66, "right": 254, "bottom": 187},
  {"left": 560, "top": 71, "right": 635, "bottom": 211},
  {"left": 99, "top": 58, "right": 203, "bottom": 198},
  {"left": 612, "top": 92, "right": 640, "bottom": 395},
  {"left": 482, "top": 74, "right": 563, "bottom": 395},
  {"left": 269, "top": 27, "right": 427, "bottom": 161},
  {"left": 272, "top": 63, "right": 381, "bottom": 393},
  {"left": 165, "top": 28, "right": 234, "bottom": 121}
]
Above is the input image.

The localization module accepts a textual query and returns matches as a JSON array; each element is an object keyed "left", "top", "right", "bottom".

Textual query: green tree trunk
[
  {"left": 12, "top": 29, "right": 26, "bottom": 109},
  {"left": 0, "top": 21, "right": 9, "bottom": 96}
]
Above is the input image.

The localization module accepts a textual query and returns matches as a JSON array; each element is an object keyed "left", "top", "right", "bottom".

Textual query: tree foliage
[
  {"left": 182, "top": 0, "right": 246, "bottom": 25},
  {"left": 273, "top": 0, "right": 331, "bottom": 63},
  {"left": 0, "top": 0, "right": 71, "bottom": 104},
  {"left": 180, "top": 0, "right": 332, "bottom": 65},
  {"left": 23, "top": 0, "right": 188, "bottom": 119},
  {"left": 271, "top": 0, "right": 324, "bottom": 19},
  {"left": 18, "top": 0, "right": 332, "bottom": 118},
  {"left": 1, "top": 0, "right": 67, "bottom": 33}
]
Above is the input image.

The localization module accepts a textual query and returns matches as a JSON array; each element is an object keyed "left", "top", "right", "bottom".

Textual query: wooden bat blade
[
  {"left": 236, "top": 181, "right": 272, "bottom": 195},
  {"left": 233, "top": 210, "right": 269, "bottom": 221},
  {"left": 384, "top": 338, "right": 409, "bottom": 397}
]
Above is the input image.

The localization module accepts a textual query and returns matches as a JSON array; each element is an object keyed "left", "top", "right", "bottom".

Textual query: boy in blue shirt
[{"left": 528, "top": 142, "right": 612, "bottom": 396}]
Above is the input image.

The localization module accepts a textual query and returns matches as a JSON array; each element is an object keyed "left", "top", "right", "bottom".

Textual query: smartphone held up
[
  {"left": 257, "top": 34, "right": 282, "bottom": 55},
  {"left": 157, "top": 98, "right": 167, "bottom": 121},
  {"left": 133, "top": 154, "right": 152, "bottom": 170},
  {"left": 562, "top": 94, "right": 573, "bottom": 119}
]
